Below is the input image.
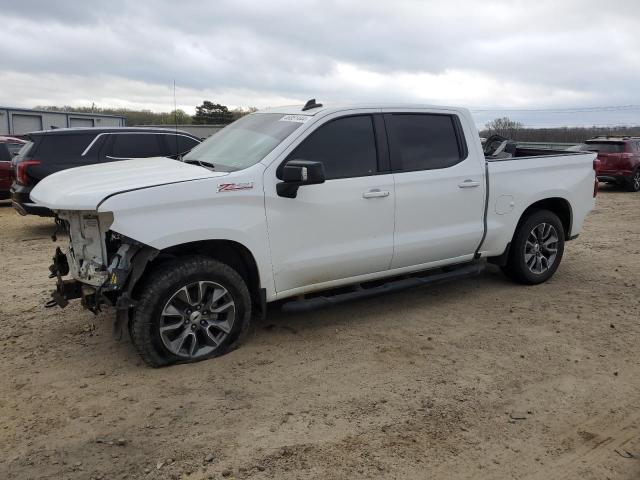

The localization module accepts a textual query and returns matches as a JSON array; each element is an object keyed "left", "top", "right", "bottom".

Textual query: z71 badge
[{"left": 217, "top": 182, "right": 254, "bottom": 192}]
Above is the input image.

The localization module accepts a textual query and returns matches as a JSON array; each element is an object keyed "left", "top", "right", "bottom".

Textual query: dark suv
[
  {"left": 585, "top": 136, "right": 640, "bottom": 192},
  {"left": 11, "top": 127, "right": 201, "bottom": 216}
]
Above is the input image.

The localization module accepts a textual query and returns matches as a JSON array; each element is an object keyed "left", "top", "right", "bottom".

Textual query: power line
[
  {"left": 471, "top": 105, "right": 640, "bottom": 113},
  {"left": 477, "top": 123, "right": 640, "bottom": 129}
]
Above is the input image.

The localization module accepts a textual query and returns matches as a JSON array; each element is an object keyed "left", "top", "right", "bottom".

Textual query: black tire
[
  {"left": 501, "top": 209, "right": 565, "bottom": 285},
  {"left": 130, "top": 256, "right": 251, "bottom": 367},
  {"left": 624, "top": 169, "right": 640, "bottom": 192}
]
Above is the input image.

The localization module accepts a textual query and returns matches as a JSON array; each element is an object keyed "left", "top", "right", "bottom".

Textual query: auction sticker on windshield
[{"left": 280, "top": 115, "right": 310, "bottom": 123}]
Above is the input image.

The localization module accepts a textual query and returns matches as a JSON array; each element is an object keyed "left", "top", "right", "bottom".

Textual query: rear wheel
[
  {"left": 625, "top": 169, "right": 640, "bottom": 192},
  {"left": 501, "top": 209, "right": 565, "bottom": 285},
  {"left": 130, "top": 257, "right": 251, "bottom": 367}
]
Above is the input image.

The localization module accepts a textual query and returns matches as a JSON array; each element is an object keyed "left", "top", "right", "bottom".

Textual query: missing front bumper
[
  {"left": 45, "top": 275, "right": 105, "bottom": 313},
  {"left": 45, "top": 278, "right": 83, "bottom": 309},
  {"left": 46, "top": 247, "right": 100, "bottom": 311}
]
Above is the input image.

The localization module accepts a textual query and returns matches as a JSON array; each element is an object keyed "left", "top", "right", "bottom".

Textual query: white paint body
[{"left": 31, "top": 104, "right": 596, "bottom": 303}]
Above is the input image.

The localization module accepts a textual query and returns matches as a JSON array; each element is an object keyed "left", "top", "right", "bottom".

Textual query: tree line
[
  {"left": 35, "top": 101, "right": 258, "bottom": 126},
  {"left": 481, "top": 117, "right": 640, "bottom": 143},
  {"left": 33, "top": 105, "right": 640, "bottom": 141}
]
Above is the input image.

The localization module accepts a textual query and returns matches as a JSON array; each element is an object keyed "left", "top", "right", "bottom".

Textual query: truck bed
[
  {"left": 486, "top": 147, "right": 588, "bottom": 160},
  {"left": 480, "top": 150, "right": 597, "bottom": 258}
]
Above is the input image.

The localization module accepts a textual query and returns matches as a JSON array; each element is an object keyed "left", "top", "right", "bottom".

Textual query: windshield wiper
[{"left": 184, "top": 159, "right": 215, "bottom": 169}]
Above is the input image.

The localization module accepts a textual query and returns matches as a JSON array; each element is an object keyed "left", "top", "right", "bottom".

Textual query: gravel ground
[{"left": 0, "top": 186, "right": 639, "bottom": 480}]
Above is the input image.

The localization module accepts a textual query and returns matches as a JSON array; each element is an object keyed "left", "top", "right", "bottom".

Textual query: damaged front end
[{"left": 47, "top": 210, "right": 158, "bottom": 336}]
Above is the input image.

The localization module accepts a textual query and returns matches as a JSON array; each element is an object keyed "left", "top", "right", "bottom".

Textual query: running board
[{"left": 281, "top": 262, "right": 485, "bottom": 313}]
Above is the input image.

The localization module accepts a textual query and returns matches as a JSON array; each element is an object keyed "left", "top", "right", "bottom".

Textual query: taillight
[
  {"left": 16, "top": 160, "right": 41, "bottom": 185},
  {"left": 593, "top": 159, "right": 600, "bottom": 198}
]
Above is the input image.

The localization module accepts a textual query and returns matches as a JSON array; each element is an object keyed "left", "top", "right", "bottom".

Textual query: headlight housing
[{"left": 56, "top": 211, "right": 114, "bottom": 286}]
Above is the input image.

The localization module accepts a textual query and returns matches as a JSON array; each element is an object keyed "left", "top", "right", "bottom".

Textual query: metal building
[{"left": 0, "top": 107, "right": 126, "bottom": 136}]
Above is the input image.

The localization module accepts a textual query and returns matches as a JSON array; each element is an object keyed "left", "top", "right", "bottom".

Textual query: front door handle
[
  {"left": 363, "top": 189, "right": 390, "bottom": 199},
  {"left": 458, "top": 179, "right": 480, "bottom": 188}
]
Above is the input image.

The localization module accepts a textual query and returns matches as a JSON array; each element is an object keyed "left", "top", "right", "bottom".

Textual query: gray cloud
[{"left": 0, "top": 0, "right": 638, "bottom": 126}]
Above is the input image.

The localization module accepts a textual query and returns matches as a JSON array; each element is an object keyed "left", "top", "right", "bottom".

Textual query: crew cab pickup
[{"left": 31, "top": 101, "right": 598, "bottom": 367}]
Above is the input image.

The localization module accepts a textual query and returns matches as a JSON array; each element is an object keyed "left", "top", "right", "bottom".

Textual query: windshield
[
  {"left": 183, "top": 113, "right": 305, "bottom": 171},
  {"left": 583, "top": 142, "right": 625, "bottom": 153}
]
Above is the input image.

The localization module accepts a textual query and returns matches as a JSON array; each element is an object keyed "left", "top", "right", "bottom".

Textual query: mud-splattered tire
[{"left": 130, "top": 256, "right": 251, "bottom": 367}]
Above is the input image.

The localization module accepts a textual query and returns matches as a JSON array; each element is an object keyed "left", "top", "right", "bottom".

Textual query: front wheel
[
  {"left": 501, "top": 209, "right": 565, "bottom": 285},
  {"left": 130, "top": 257, "right": 251, "bottom": 367},
  {"left": 625, "top": 169, "right": 640, "bottom": 192}
]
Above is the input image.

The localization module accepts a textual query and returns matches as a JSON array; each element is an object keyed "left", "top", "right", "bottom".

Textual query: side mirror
[{"left": 277, "top": 160, "right": 325, "bottom": 198}]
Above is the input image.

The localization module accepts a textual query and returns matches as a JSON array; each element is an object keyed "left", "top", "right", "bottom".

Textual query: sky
[{"left": 0, "top": 0, "right": 639, "bottom": 128}]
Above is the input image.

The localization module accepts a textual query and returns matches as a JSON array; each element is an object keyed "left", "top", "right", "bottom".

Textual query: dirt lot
[{"left": 1, "top": 187, "right": 639, "bottom": 480}]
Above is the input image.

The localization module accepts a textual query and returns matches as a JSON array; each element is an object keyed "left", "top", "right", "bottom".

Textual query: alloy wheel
[
  {"left": 524, "top": 223, "right": 559, "bottom": 274},
  {"left": 159, "top": 281, "right": 236, "bottom": 358}
]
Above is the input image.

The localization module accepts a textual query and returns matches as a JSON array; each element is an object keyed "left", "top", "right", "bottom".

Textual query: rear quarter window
[{"left": 35, "top": 134, "right": 96, "bottom": 161}]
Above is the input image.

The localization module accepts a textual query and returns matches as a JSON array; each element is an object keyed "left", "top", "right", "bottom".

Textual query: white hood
[{"left": 31, "top": 157, "right": 228, "bottom": 211}]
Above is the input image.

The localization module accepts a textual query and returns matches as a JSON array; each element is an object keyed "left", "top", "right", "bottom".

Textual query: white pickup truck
[{"left": 31, "top": 101, "right": 598, "bottom": 367}]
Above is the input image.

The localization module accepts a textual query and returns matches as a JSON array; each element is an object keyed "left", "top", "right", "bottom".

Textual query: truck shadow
[
  {"left": 40, "top": 266, "right": 517, "bottom": 369},
  {"left": 597, "top": 182, "right": 633, "bottom": 194}
]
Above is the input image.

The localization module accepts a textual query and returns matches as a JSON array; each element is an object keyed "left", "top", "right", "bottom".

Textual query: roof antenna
[
  {"left": 302, "top": 98, "right": 323, "bottom": 111},
  {"left": 173, "top": 80, "right": 180, "bottom": 160}
]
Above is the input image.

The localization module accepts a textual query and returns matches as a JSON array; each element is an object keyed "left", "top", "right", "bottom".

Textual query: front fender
[{"left": 97, "top": 169, "right": 275, "bottom": 298}]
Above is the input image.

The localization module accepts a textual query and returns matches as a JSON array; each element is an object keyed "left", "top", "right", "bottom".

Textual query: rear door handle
[
  {"left": 458, "top": 180, "right": 480, "bottom": 188},
  {"left": 362, "top": 189, "right": 390, "bottom": 199}
]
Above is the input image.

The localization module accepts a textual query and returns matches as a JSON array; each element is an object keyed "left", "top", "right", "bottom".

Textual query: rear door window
[
  {"left": 385, "top": 114, "right": 465, "bottom": 171},
  {"left": 284, "top": 115, "right": 378, "bottom": 180},
  {"left": 109, "top": 134, "right": 164, "bottom": 158}
]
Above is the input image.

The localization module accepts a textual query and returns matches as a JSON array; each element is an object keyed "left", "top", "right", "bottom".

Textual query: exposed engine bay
[
  {"left": 59, "top": 211, "right": 113, "bottom": 287},
  {"left": 47, "top": 211, "right": 157, "bottom": 318}
]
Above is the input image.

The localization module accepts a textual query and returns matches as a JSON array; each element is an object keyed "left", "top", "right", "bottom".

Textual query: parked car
[
  {"left": 581, "top": 136, "right": 640, "bottom": 192},
  {"left": 11, "top": 127, "right": 201, "bottom": 216},
  {"left": 0, "top": 137, "right": 26, "bottom": 200},
  {"left": 0, "top": 135, "right": 28, "bottom": 156},
  {"left": 32, "top": 101, "right": 597, "bottom": 367}
]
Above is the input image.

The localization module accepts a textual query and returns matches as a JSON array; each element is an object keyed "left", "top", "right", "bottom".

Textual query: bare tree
[{"left": 485, "top": 117, "right": 523, "bottom": 139}]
